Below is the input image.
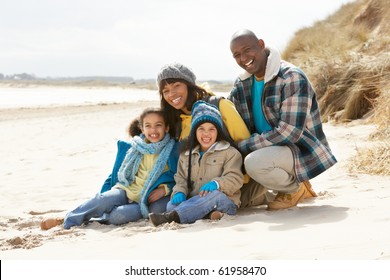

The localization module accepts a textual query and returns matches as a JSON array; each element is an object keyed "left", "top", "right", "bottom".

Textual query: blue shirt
[{"left": 251, "top": 77, "right": 272, "bottom": 133}]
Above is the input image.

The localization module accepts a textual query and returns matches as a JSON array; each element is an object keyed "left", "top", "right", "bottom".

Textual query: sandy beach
[{"left": 0, "top": 98, "right": 389, "bottom": 278}]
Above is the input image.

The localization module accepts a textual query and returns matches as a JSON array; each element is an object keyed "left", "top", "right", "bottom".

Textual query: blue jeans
[
  {"left": 166, "top": 191, "right": 237, "bottom": 224},
  {"left": 64, "top": 188, "right": 169, "bottom": 229}
]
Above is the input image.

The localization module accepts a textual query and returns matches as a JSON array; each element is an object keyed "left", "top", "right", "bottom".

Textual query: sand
[{"left": 0, "top": 100, "right": 389, "bottom": 278}]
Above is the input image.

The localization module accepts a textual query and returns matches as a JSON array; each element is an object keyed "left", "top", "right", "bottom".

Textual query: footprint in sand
[
  {"left": 0, "top": 212, "right": 85, "bottom": 251},
  {"left": 316, "top": 190, "right": 336, "bottom": 200},
  {"left": 2, "top": 234, "right": 44, "bottom": 250}
]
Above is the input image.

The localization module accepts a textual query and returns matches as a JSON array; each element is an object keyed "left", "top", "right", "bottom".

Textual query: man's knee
[{"left": 244, "top": 152, "right": 272, "bottom": 178}]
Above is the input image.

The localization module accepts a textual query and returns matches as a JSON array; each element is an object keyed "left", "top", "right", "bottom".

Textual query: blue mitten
[
  {"left": 171, "top": 192, "right": 186, "bottom": 205},
  {"left": 200, "top": 181, "right": 218, "bottom": 192}
]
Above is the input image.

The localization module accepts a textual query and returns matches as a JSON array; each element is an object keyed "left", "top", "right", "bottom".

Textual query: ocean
[{"left": 0, "top": 87, "right": 160, "bottom": 109}]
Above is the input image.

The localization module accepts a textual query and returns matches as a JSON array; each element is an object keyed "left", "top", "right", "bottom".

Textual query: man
[{"left": 228, "top": 29, "right": 337, "bottom": 210}]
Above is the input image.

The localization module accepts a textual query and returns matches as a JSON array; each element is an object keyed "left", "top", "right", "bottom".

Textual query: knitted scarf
[{"left": 117, "top": 133, "right": 175, "bottom": 218}]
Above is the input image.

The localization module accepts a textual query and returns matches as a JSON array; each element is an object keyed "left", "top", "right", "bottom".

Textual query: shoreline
[{"left": 0, "top": 101, "right": 160, "bottom": 122}]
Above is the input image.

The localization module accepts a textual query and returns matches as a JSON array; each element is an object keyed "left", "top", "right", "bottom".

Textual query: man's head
[{"left": 230, "top": 29, "right": 267, "bottom": 79}]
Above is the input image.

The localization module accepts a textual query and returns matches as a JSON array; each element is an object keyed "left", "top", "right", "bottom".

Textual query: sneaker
[
  {"left": 40, "top": 217, "right": 64, "bottom": 230},
  {"left": 209, "top": 211, "right": 224, "bottom": 220},
  {"left": 267, "top": 180, "right": 317, "bottom": 210}
]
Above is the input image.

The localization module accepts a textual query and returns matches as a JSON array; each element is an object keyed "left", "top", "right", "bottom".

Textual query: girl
[
  {"left": 149, "top": 101, "right": 244, "bottom": 226},
  {"left": 40, "top": 108, "right": 179, "bottom": 230}
]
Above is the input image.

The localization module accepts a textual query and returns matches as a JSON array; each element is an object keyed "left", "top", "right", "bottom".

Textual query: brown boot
[
  {"left": 40, "top": 217, "right": 64, "bottom": 230},
  {"left": 209, "top": 211, "right": 224, "bottom": 220},
  {"left": 267, "top": 180, "right": 317, "bottom": 211},
  {"left": 301, "top": 180, "right": 317, "bottom": 199}
]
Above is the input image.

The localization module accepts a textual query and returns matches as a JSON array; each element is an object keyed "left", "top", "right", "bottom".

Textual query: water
[{"left": 0, "top": 87, "right": 160, "bottom": 109}]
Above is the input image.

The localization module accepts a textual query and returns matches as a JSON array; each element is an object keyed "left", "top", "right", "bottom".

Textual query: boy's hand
[
  {"left": 171, "top": 192, "right": 186, "bottom": 205},
  {"left": 199, "top": 181, "right": 218, "bottom": 197}
]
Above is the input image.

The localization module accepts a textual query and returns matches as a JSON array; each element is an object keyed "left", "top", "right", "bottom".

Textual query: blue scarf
[{"left": 117, "top": 133, "right": 175, "bottom": 218}]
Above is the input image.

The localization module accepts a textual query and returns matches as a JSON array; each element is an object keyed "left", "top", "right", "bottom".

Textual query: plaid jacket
[{"left": 227, "top": 48, "right": 337, "bottom": 182}]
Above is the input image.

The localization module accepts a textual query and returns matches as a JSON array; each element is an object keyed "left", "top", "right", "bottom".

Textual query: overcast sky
[{"left": 0, "top": 0, "right": 354, "bottom": 80}]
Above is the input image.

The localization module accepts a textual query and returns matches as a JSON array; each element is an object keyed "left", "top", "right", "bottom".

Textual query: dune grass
[{"left": 283, "top": 0, "right": 389, "bottom": 176}]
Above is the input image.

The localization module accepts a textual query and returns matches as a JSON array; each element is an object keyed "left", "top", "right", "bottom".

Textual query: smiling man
[{"left": 228, "top": 29, "right": 337, "bottom": 210}]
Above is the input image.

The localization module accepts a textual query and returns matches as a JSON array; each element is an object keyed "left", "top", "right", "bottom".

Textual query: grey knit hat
[{"left": 156, "top": 63, "right": 196, "bottom": 86}]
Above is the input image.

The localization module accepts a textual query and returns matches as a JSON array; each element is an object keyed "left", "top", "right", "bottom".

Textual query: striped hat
[{"left": 190, "top": 100, "right": 223, "bottom": 136}]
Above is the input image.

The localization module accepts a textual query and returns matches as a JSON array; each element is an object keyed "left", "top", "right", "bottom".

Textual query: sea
[
  {"left": 0, "top": 87, "right": 228, "bottom": 109},
  {"left": 0, "top": 87, "right": 160, "bottom": 109}
]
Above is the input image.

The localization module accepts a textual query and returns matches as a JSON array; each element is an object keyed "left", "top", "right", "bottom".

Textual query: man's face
[{"left": 230, "top": 36, "right": 266, "bottom": 78}]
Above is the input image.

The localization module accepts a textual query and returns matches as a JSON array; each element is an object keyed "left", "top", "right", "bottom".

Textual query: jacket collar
[
  {"left": 238, "top": 46, "right": 281, "bottom": 83},
  {"left": 184, "top": 140, "right": 230, "bottom": 155}
]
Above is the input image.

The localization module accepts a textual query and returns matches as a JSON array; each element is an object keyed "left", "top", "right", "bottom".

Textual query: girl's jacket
[
  {"left": 172, "top": 140, "right": 244, "bottom": 207},
  {"left": 100, "top": 140, "right": 180, "bottom": 200}
]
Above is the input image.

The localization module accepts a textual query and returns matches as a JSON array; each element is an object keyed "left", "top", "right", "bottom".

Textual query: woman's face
[
  {"left": 196, "top": 122, "right": 218, "bottom": 152},
  {"left": 162, "top": 81, "right": 190, "bottom": 114},
  {"left": 141, "top": 113, "right": 169, "bottom": 143}
]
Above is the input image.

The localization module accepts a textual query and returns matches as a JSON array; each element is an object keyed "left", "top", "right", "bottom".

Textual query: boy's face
[
  {"left": 141, "top": 113, "right": 169, "bottom": 143},
  {"left": 196, "top": 122, "right": 218, "bottom": 152}
]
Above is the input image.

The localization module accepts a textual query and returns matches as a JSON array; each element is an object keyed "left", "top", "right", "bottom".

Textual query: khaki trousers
[{"left": 240, "top": 146, "right": 299, "bottom": 208}]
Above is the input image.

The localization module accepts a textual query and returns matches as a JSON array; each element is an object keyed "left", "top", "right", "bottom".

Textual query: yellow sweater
[{"left": 179, "top": 98, "right": 250, "bottom": 141}]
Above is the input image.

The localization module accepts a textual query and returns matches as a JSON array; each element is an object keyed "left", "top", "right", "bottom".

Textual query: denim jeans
[
  {"left": 64, "top": 188, "right": 169, "bottom": 229},
  {"left": 166, "top": 191, "right": 237, "bottom": 224}
]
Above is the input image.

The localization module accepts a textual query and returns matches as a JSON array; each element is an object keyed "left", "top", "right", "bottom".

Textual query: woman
[
  {"left": 157, "top": 62, "right": 250, "bottom": 142},
  {"left": 157, "top": 63, "right": 275, "bottom": 208}
]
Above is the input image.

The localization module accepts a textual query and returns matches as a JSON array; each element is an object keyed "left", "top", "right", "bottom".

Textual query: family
[{"left": 40, "top": 29, "right": 337, "bottom": 230}]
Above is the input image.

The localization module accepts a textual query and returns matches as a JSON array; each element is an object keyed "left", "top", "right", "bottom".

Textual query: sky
[{"left": 0, "top": 0, "right": 354, "bottom": 81}]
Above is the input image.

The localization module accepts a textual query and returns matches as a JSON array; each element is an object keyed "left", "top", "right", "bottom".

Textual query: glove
[
  {"left": 171, "top": 192, "right": 186, "bottom": 205},
  {"left": 200, "top": 181, "right": 218, "bottom": 192}
]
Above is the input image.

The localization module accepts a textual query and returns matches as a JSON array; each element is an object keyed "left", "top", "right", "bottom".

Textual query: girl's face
[
  {"left": 196, "top": 122, "right": 218, "bottom": 152},
  {"left": 141, "top": 113, "right": 169, "bottom": 143},
  {"left": 162, "top": 81, "right": 190, "bottom": 114}
]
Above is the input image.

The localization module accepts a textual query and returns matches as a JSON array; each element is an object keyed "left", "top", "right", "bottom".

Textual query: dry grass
[
  {"left": 349, "top": 142, "right": 390, "bottom": 176},
  {"left": 283, "top": 0, "right": 389, "bottom": 176}
]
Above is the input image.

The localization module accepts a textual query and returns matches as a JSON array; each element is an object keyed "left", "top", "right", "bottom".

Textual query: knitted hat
[
  {"left": 185, "top": 100, "right": 223, "bottom": 189},
  {"left": 190, "top": 100, "right": 223, "bottom": 136},
  {"left": 157, "top": 63, "right": 196, "bottom": 86}
]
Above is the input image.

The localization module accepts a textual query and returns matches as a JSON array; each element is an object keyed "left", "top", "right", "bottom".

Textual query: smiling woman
[{"left": 156, "top": 62, "right": 250, "bottom": 142}]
